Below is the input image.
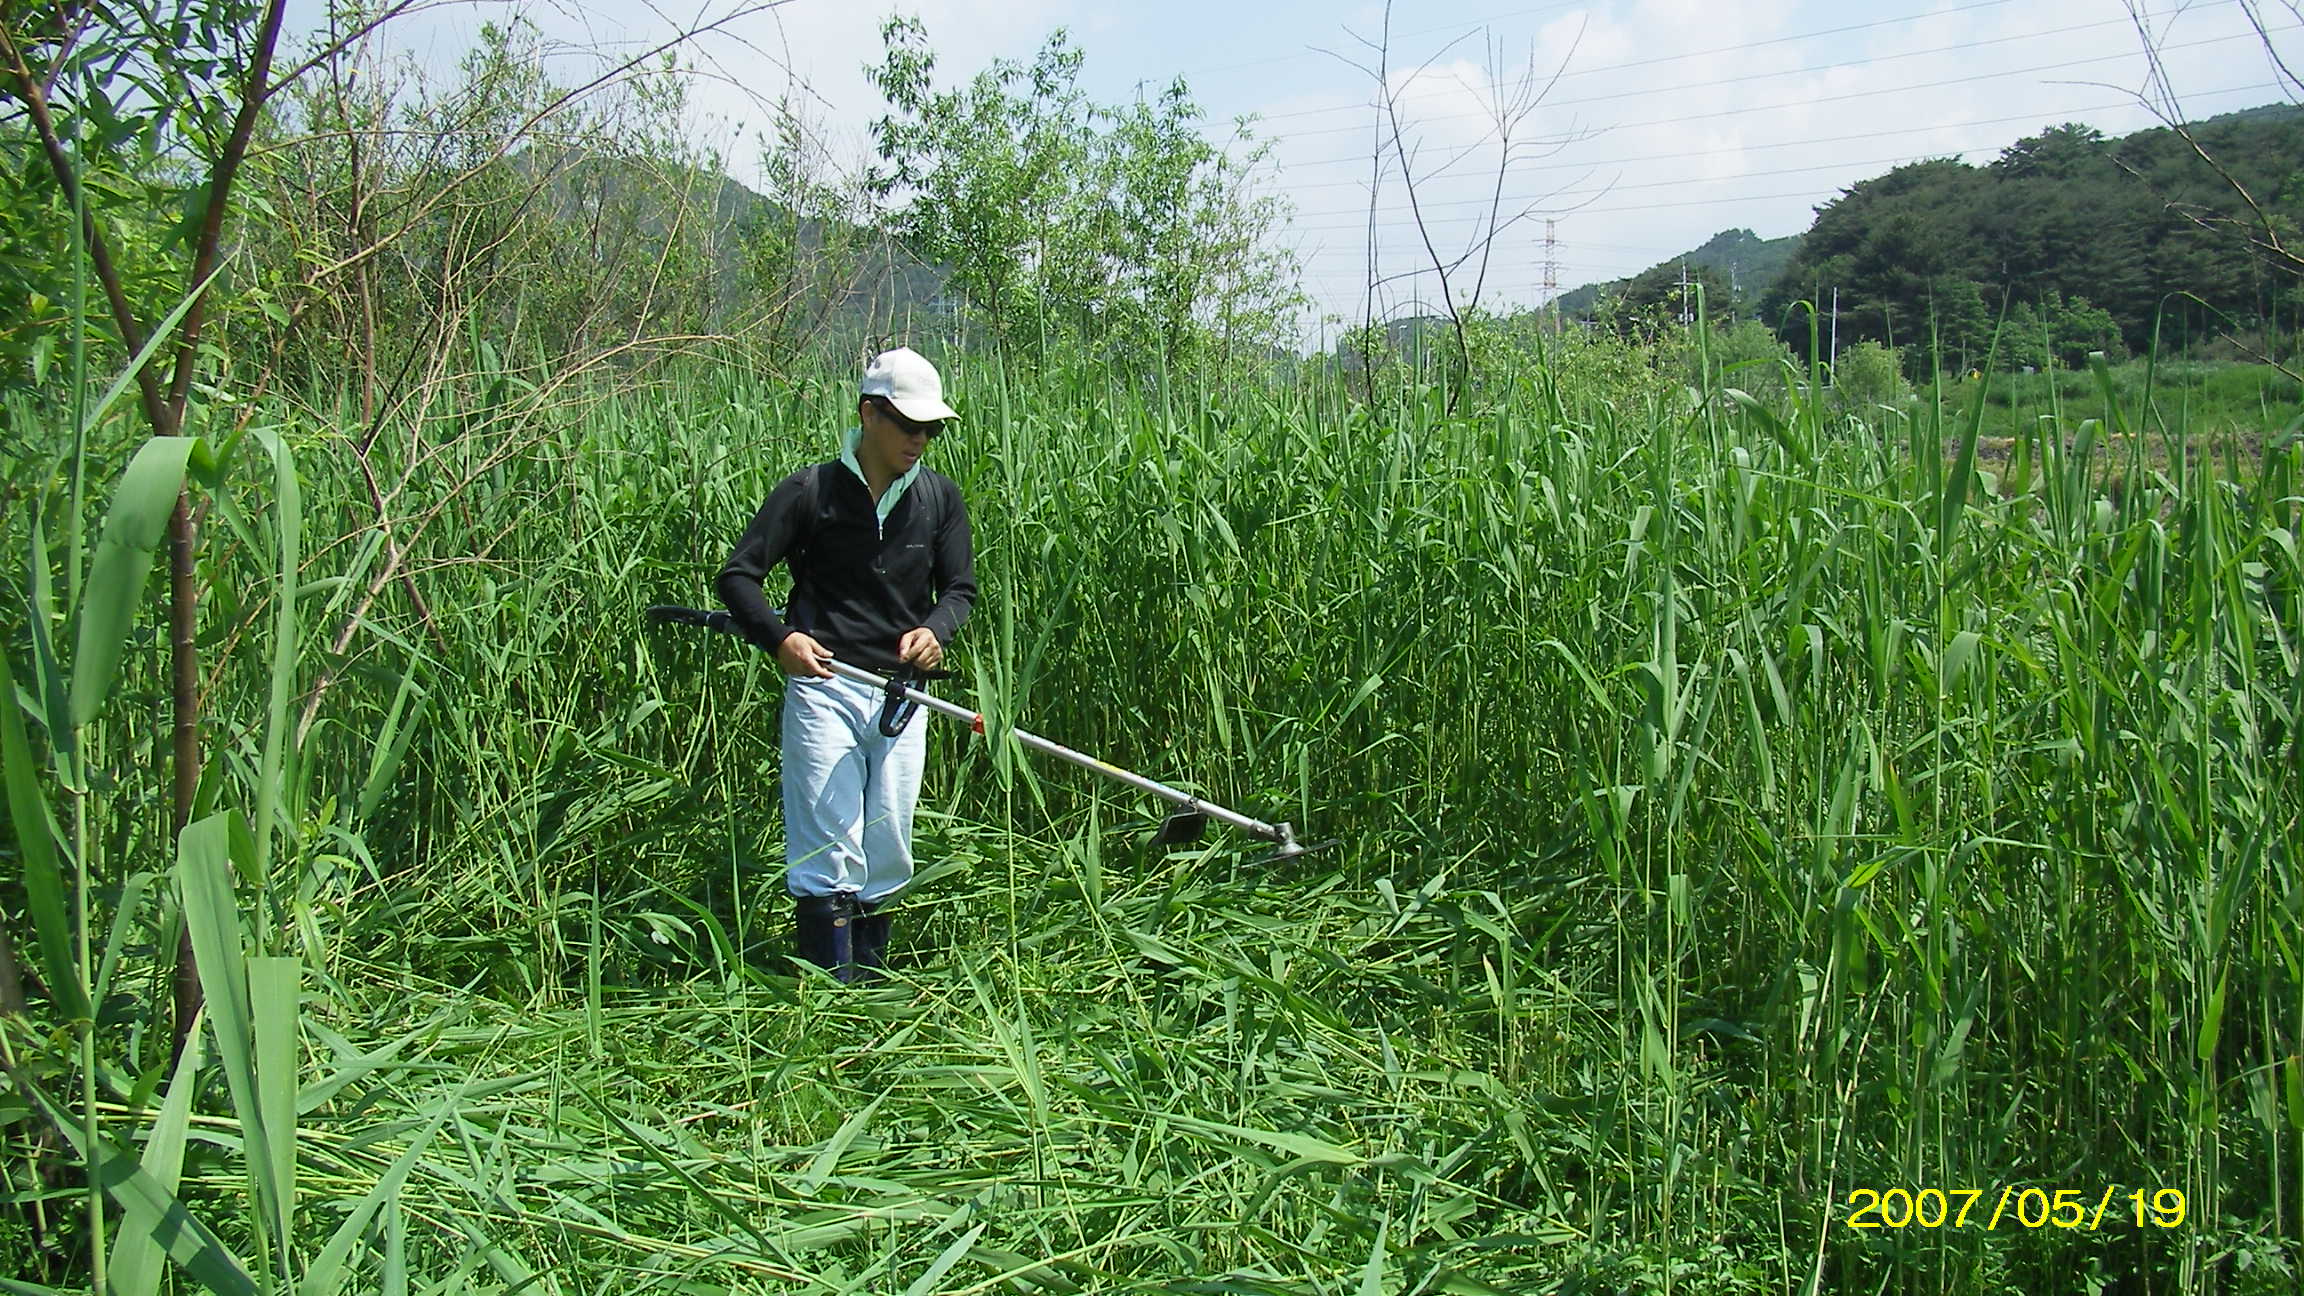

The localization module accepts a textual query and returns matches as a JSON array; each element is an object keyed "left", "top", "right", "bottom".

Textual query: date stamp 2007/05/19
[{"left": 1840, "top": 1187, "right": 2188, "bottom": 1231}]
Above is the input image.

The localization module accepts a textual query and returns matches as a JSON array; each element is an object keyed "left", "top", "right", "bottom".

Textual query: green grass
[
  {"left": 1965, "top": 357, "right": 2302, "bottom": 451},
  {"left": 2, "top": 325, "right": 2299, "bottom": 1292}
]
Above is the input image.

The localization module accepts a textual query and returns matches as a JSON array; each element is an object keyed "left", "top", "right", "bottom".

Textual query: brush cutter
[{"left": 645, "top": 604, "right": 1325, "bottom": 861}]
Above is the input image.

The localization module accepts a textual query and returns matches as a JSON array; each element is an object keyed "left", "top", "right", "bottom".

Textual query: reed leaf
[
  {"left": 251, "top": 429, "right": 302, "bottom": 882},
  {"left": 175, "top": 812, "right": 277, "bottom": 1261},
  {"left": 0, "top": 637, "right": 84, "bottom": 1018},
  {"left": 68, "top": 434, "right": 197, "bottom": 727},
  {"left": 105, "top": 1019, "right": 207, "bottom": 1296},
  {"left": 22, "top": 1080, "right": 257, "bottom": 1296}
]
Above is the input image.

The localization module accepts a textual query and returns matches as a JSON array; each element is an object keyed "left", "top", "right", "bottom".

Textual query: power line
[
  {"left": 1170, "top": 0, "right": 1597, "bottom": 80},
  {"left": 1244, "top": 18, "right": 2267, "bottom": 157},
  {"left": 1285, "top": 146, "right": 2006, "bottom": 234},
  {"left": 1280, "top": 177, "right": 1979, "bottom": 246},
  {"left": 1272, "top": 75, "right": 2282, "bottom": 236},
  {"left": 1234, "top": 25, "right": 2276, "bottom": 206},
  {"left": 1565, "top": 241, "right": 1723, "bottom": 257},
  {"left": 1266, "top": 86, "right": 2273, "bottom": 194},
  {"left": 1537, "top": 0, "right": 2035, "bottom": 83},
  {"left": 1233, "top": 0, "right": 2099, "bottom": 130}
]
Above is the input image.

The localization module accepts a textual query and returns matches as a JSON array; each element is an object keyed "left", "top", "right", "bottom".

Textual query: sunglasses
[{"left": 872, "top": 398, "right": 943, "bottom": 439}]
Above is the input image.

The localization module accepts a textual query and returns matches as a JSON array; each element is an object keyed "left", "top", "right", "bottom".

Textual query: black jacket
[{"left": 716, "top": 462, "right": 976, "bottom": 675}]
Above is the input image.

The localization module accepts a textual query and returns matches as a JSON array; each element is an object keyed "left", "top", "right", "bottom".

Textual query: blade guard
[{"left": 1151, "top": 810, "right": 1208, "bottom": 846}]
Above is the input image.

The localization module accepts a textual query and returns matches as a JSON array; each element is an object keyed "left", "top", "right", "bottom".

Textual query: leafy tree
[
  {"left": 247, "top": 18, "right": 742, "bottom": 380},
  {"left": 1614, "top": 261, "right": 1733, "bottom": 330},
  {"left": 865, "top": 17, "right": 1298, "bottom": 370},
  {"left": 2129, "top": 17, "right": 2304, "bottom": 369},
  {"left": 1764, "top": 158, "right": 1995, "bottom": 358},
  {"left": 1978, "top": 125, "right": 2154, "bottom": 338},
  {"left": 3, "top": 0, "right": 778, "bottom": 1096},
  {"left": 0, "top": 0, "right": 312, "bottom": 1200},
  {"left": 2048, "top": 294, "right": 2125, "bottom": 367},
  {"left": 1697, "top": 317, "right": 1795, "bottom": 403},
  {"left": 2001, "top": 299, "right": 2055, "bottom": 372},
  {"left": 1930, "top": 277, "right": 1994, "bottom": 374},
  {"left": 0, "top": 120, "right": 82, "bottom": 388},
  {"left": 1, "top": 0, "right": 296, "bottom": 403},
  {"left": 868, "top": 18, "right": 1092, "bottom": 344},
  {"left": 1833, "top": 339, "right": 1910, "bottom": 410},
  {"left": 1989, "top": 122, "right": 2111, "bottom": 180},
  {"left": 2003, "top": 290, "right": 2126, "bottom": 370},
  {"left": 745, "top": 97, "right": 909, "bottom": 364},
  {"left": 1102, "top": 79, "right": 1297, "bottom": 369},
  {"left": 1557, "top": 227, "right": 1801, "bottom": 322}
]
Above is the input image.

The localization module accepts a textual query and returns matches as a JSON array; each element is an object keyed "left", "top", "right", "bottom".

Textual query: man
[{"left": 716, "top": 347, "right": 975, "bottom": 981}]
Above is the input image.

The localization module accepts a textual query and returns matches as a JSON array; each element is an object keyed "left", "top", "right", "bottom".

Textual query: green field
[{"left": 5, "top": 325, "right": 2299, "bottom": 1293}]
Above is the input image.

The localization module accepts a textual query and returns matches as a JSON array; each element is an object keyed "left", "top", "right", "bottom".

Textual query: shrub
[
  {"left": 1833, "top": 339, "right": 1910, "bottom": 409},
  {"left": 1698, "top": 318, "right": 1796, "bottom": 403}
]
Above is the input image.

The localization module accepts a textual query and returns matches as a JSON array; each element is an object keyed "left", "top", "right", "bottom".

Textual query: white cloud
[{"left": 1251, "top": 0, "right": 2298, "bottom": 323}]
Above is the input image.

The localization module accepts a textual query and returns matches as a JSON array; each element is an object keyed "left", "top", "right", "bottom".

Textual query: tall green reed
[{"left": 5, "top": 317, "right": 2296, "bottom": 1291}]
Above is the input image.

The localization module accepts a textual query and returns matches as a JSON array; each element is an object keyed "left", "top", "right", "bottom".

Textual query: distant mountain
[
  {"left": 1553, "top": 227, "right": 1802, "bottom": 319},
  {"left": 676, "top": 171, "right": 957, "bottom": 348},
  {"left": 526, "top": 143, "right": 956, "bottom": 349},
  {"left": 2192, "top": 102, "right": 2304, "bottom": 129}
]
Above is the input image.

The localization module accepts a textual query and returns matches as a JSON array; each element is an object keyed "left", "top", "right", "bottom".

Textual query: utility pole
[
  {"left": 1542, "top": 218, "right": 1559, "bottom": 333},
  {"left": 1829, "top": 287, "right": 1840, "bottom": 374},
  {"left": 1679, "top": 261, "right": 1691, "bottom": 325}
]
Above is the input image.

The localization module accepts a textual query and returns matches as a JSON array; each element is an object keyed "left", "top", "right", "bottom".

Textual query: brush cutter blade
[
  {"left": 1151, "top": 811, "right": 1208, "bottom": 847},
  {"left": 1262, "top": 837, "right": 1341, "bottom": 864}
]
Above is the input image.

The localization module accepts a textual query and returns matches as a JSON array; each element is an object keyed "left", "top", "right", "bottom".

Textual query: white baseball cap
[{"left": 860, "top": 347, "right": 958, "bottom": 423}]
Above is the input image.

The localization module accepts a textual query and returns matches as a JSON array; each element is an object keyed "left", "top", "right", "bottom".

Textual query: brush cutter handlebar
[
  {"left": 875, "top": 664, "right": 955, "bottom": 737},
  {"left": 648, "top": 604, "right": 731, "bottom": 633},
  {"left": 644, "top": 604, "right": 1321, "bottom": 860}
]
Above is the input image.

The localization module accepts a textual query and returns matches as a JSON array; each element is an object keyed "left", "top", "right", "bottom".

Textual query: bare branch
[
  {"left": 1468, "top": 23, "right": 1582, "bottom": 306},
  {"left": 261, "top": 0, "right": 440, "bottom": 98},
  {"left": 1318, "top": 0, "right": 1587, "bottom": 407},
  {"left": 2115, "top": 0, "right": 2298, "bottom": 273},
  {"left": 288, "top": 3, "right": 786, "bottom": 293},
  {"left": 2239, "top": 0, "right": 2304, "bottom": 99}
]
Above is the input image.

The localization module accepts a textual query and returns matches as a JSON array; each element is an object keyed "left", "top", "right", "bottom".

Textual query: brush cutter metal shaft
[
  {"left": 644, "top": 604, "right": 1305, "bottom": 858},
  {"left": 819, "top": 658, "right": 1306, "bottom": 857}
]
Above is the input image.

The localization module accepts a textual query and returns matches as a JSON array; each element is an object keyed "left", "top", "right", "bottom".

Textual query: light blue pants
[{"left": 781, "top": 673, "right": 927, "bottom": 903}]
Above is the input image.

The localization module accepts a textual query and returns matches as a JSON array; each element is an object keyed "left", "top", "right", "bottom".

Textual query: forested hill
[
  {"left": 1553, "top": 227, "right": 1802, "bottom": 319},
  {"left": 1757, "top": 106, "right": 2304, "bottom": 365},
  {"left": 1557, "top": 106, "right": 2304, "bottom": 368}
]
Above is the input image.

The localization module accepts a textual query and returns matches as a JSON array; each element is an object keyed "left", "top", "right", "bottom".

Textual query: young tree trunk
[
  {"left": 162, "top": 0, "right": 291, "bottom": 1058},
  {"left": 168, "top": 488, "right": 201, "bottom": 1048}
]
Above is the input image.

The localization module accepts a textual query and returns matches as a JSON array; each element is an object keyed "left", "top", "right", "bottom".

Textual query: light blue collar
[{"left": 839, "top": 425, "right": 921, "bottom": 524}]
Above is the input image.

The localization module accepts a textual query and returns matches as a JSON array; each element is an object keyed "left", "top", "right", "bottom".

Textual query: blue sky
[{"left": 319, "top": 0, "right": 2299, "bottom": 343}]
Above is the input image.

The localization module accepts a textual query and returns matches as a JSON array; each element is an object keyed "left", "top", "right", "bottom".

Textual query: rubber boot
[
  {"left": 853, "top": 900, "right": 893, "bottom": 978},
  {"left": 792, "top": 894, "right": 862, "bottom": 983}
]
